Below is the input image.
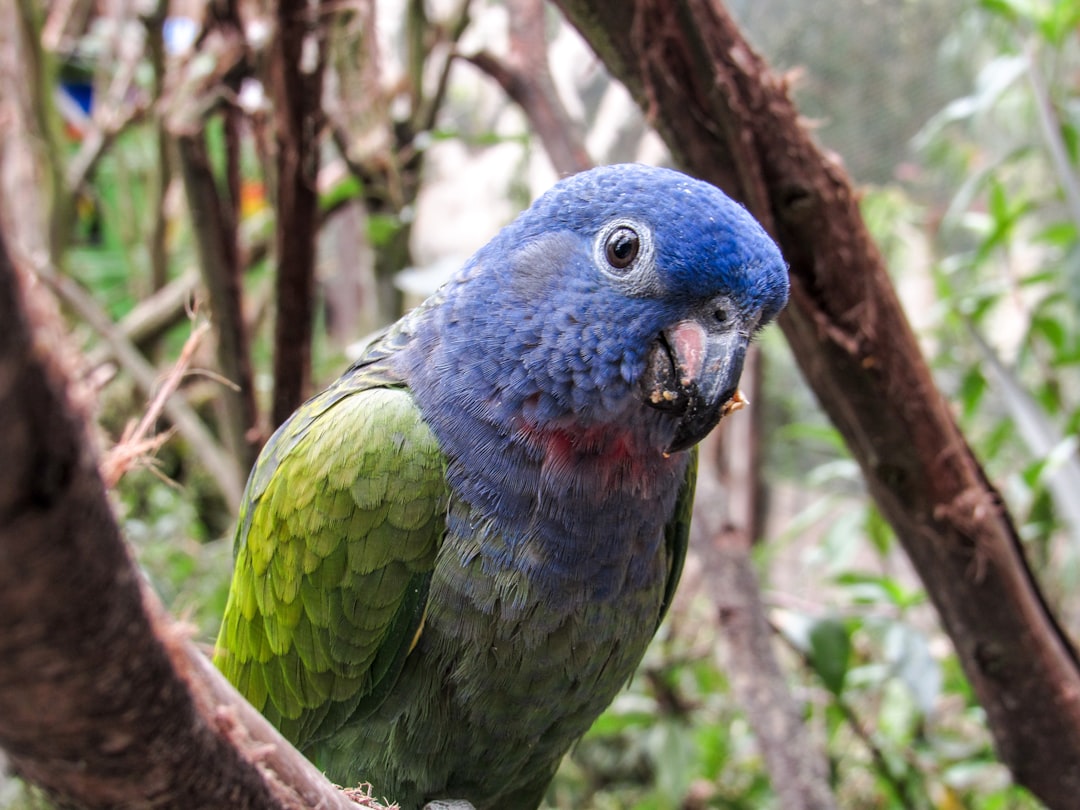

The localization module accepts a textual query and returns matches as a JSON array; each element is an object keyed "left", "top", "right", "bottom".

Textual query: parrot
[{"left": 213, "top": 163, "right": 788, "bottom": 809}]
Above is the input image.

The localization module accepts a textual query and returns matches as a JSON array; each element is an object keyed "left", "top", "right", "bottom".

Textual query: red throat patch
[{"left": 515, "top": 417, "right": 679, "bottom": 499}]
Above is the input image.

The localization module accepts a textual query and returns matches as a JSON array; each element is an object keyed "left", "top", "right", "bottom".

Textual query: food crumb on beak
[{"left": 721, "top": 389, "right": 749, "bottom": 419}]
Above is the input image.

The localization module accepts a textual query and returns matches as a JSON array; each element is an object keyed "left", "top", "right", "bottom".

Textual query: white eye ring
[{"left": 594, "top": 218, "right": 656, "bottom": 293}]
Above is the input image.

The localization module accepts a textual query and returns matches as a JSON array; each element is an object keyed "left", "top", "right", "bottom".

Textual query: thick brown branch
[
  {"left": 711, "top": 537, "right": 837, "bottom": 810},
  {"left": 270, "top": 0, "right": 330, "bottom": 427},
  {"left": 552, "top": 1, "right": 1080, "bottom": 806},
  {"left": 463, "top": 0, "right": 591, "bottom": 175},
  {"left": 177, "top": 132, "right": 260, "bottom": 469},
  {"left": 695, "top": 409, "right": 837, "bottom": 810},
  {"left": 0, "top": 231, "right": 366, "bottom": 810}
]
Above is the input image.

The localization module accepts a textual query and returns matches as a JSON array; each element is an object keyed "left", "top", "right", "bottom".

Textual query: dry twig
[
  {"left": 31, "top": 258, "right": 244, "bottom": 509},
  {"left": 100, "top": 321, "right": 210, "bottom": 488}
]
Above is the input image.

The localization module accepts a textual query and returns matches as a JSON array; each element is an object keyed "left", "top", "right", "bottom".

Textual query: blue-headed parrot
[{"left": 214, "top": 164, "right": 789, "bottom": 808}]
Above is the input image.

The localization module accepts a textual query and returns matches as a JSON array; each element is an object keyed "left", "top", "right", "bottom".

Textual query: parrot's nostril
[{"left": 714, "top": 308, "right": 728, "bottom": 324}]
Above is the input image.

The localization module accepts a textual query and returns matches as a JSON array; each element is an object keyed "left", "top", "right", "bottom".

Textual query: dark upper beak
[{"left": 639, "top": 318, "right": 750, "bottom": 453}]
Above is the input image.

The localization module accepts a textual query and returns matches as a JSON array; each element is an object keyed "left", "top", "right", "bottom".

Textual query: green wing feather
[
  {"left": 214, "top": 365, "right": 449, "bottom": 751},
  {"left": 659, "top": 446, "right": 696, "bottom": 628}
]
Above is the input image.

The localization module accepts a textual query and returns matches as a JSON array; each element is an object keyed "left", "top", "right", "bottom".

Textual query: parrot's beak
[{"left": 640, "top": 319, "right": 750, "bottom": 454}]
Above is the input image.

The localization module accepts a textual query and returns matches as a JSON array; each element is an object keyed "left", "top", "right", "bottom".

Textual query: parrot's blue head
[{"left": 403, "top": 163, "right": 788, "bottom": 457}]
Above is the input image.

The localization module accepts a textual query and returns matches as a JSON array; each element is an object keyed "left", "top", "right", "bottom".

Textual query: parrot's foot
[{"left": 422, "top": 801, "right": 477, "bottom": 810}]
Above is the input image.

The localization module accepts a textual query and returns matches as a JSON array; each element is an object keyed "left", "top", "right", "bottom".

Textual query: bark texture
[
  {"left": 177, "top": 133, "right": 260, "bottom": 470},
  {"left": 696, "top": 414, "right": 838, "bottom": 810},
  {"left": 270, "top": 0, "right": 330, "bottom": 427},
  {"left": 463, "top": 0, "right": 592, "bottom": 176},
  {"left": 552, "top": 1, "right": 1080, "bottom": 807},
  {"left": 0, "top": 231, "right": 361, "bottom": 810}
]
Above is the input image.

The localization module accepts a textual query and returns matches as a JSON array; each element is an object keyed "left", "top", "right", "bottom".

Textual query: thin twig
[
  {"left": 32, "top": 259, "right": 244, "bottom": 509},
  {"left": 771, "top": 626, "right": 931, "bottom": 810},
  {"left": 160, "top": 27, "right": 248, "bottom": 137},
  {"left": 41, "top": 0, "right": 90, "bottom": 51},
  {"left": 1024, "top": 39, "right": 1080, "bottom": 230},
  {"left": 85, "top": 267, "right": 201, "bottom": 374},
  {"left": 415, "top": 0, "right": 473, "bottom": 134},
  {"left": 100, "top": 321, "right": 210, "bottom": 488}
]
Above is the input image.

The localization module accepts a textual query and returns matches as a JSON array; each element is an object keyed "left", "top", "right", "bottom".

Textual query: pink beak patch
[{"left": 667, "top": 320, "right": 708, "bottom": 384}]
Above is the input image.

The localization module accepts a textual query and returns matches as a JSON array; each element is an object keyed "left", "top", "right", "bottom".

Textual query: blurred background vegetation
[{"left": 2, "top": 0, "right": 1080, "bottom": 808}]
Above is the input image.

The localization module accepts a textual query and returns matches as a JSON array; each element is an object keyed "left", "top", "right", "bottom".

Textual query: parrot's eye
[
  {"left": 595, "top": 218, "right": 655, "bottom": 292},
  {"left": 604, "top": 227, "right": 640, "bottom": 270}
]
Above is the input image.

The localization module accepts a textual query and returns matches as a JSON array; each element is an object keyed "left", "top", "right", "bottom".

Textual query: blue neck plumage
[{"left": 392, "top": 253, "right": 687, "bottom": 605}]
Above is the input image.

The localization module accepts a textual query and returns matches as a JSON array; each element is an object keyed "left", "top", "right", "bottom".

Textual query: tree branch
[
  {"left": 0, "top": 230, "right": 371, "bottom": 810},
  {"left": 177, "top": 132, "right": 261, "bottom": 469},
  {"left": 695, "top": 403, "right": 837, "bottom": 810},
  {"left": 32, "top": 257, "right": 244, "bottom": 510},
  {"left": 269, "top": 0, "right": 330, "bottom": 427},
  {"left": 83, "top": 267, "right": 201, "bottom": 374},
  {"left": 711, "top": 536, "right": 838, "bottom": 810},
  {"left": 462, "top": 0, "right": 591, "bottom": 175},
  {"left": 552, "top": 1, "right": 1080, "bottom": 806}
]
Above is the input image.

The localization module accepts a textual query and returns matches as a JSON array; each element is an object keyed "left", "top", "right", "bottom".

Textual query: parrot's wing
[
  {"left": 658, "top": 447, "right": 696, "bottom": 628},
  {"left": 214, "top": 364, "right": 448, "bottom": 751}
]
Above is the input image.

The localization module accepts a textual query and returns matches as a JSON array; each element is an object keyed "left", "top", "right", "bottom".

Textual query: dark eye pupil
[{"left": 605, "top": 227, "right": 640, "bottom": 270}]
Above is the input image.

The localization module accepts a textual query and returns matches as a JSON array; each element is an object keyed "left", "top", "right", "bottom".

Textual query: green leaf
[
  {"left": 584, "top": 694, "right": 657, "bottom": 738},
  {"left": 694, "top": 723, "right": 731, "bottom": 782},
  {"left": 808, "top": 617, "right": 852, "bottom": 696},
  {"left": 366, "top": 213, "right": 402, "bottom": 247},
  {"left": 774, "top": 422, "right": 850, "bottom": 455},
  {"left": 1062, "top": 120, "right": 1080, "bottom": 166},
  {"left": 877, "top": 678, "right": 920, "bottom": 745},
  {"left": 959, "top": 366, "right": 988, "bottom": 421},
  {"left": 834, "top": 572, "right": 925, "bottom": 610},
  {"left": 1030, "top": 313, "right": 1067, "bottom": 353},
  {"left": 646, "top": 721, "right": 698, "bottom": 807},
  {"left": 1037, "top": 0, "right": 1080, "bottom": 44},
  {"left": 319, "top": 174, "right": 362, "bottom": 212},
  {"left": 987, "top": 176, "right": 1010, "bottom": 222},
  {"left": 864, "top": 505, "right": 894, "bottom": 556},
  {"left": 978, "top": 0, "right": 1026, "bottom": 22}
]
